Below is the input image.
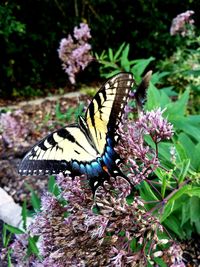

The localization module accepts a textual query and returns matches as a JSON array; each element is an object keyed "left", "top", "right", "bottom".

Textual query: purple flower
[
  {"left": 116, "top": 108, "right": 173, "bottom": 185},
  {"left": 0, "top": 110, "right": 30, "bottom": 148},
  {"left": 58, "top": 23, "right": 92, "bottom": 84},
  {"left": 168, "top": 243, "right": 185, "bottom": 267},
  {"left": 170, "top": 10, "right": 195, "bottom": 36},
  {"left": 74, "top": 23, "right": 91, "bottom": 41},
  {"left": 136, "top": 108, "right": 173, "bottom": 142}
]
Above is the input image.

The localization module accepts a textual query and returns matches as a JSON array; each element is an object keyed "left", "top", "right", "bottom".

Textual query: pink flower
[
  {"left": 58, "top": 23, "right": 92, "bottom": 84},
  {"left": 170, "top": 10, "right": 195, "bottom": 36}
]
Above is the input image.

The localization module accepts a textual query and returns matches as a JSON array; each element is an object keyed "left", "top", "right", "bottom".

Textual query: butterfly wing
[
  {"left": 18, "top": 125, "right": 99, "bottom": 176},
  {"left": 85, "top": 72, "right": 134, "bottom": 154},
  {"left": 19, "top": 72, "right": 134, "bottom": 193}
]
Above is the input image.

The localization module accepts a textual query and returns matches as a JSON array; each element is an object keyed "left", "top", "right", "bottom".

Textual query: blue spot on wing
[
  {"left": 103, "top": 152, "right": 115, "bottom": 170},
  {"left": 106, "top": 145, "right": 115, "bottom": 157}
]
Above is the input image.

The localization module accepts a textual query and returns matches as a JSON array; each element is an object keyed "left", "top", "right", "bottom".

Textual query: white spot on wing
[{"left": 105, "top": 84, "right": 110, "bottom": 89}]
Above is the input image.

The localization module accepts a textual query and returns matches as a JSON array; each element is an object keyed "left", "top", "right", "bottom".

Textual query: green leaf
[
  {"left": 161, "top": 185, "right": 192, "bottom": 221},
  {"left": 161, "top": 200, "right": 175, "bottom": 222},
  {"left": 173, "top": 118, "right": 200, "bottom": 143},
  {"left": 130, "top": 238, "right": 137, "bottom": 251},
  {"left": 178, "top": 133, "right": 195, "bottom": 159},
  {"left": 164, "top": 215, "right": 185, "bottom": 238},
  {"left": 22, "top": 200, "right": 27, "bottom": 230},
  {"left": 177, "top": 159, "right": 191, "bottom": 183},
  {"left": 166, "top": 89, "right": 189, "bottom": 119},
  {"left": 120, "top": 43, "right": 130, "bottom": 71},
  {"left": 4, "top": 224, "right": 24, "bottom": 234},
  {"left": 174, "top": 141, "right": 189, "bottom": 163},
  {"left": 131, "top": 57, "right": 155, "bottom": 81},
  {"left": 108, "top": 48, "right": 114, "bottom": 62},
  {"left": 181, "top": 199, "right": 190, "bottom": 226},
  {"left": 48, "top": 175, "right": 60, "bottom": 196},
  {"left": 151, "top": 71, "right": 169, "bottom": 85},
  {"left": 185, "top": 187, "right": 200, "bottom": 197},
  {"left": 146, "top": 83, "right": 161, "bottom": 110},
  {"left": 7, "top": 249, "right": 12, "bottom": 267},
  {"left": 2, "top": 224, "right": 12, "bottom": 247},
  {"left": 25, "top": 183, "right": 41, "bottom": 211},
  {"left": 192, "top": 142, "right": 200, "bottom": 171},
  {"left": 190, "top": 196, "right": 200, "bottom": 223},
  {"left": 28, "top": 236, "right": 40, "bottom": 257},
  {"left": 154, "top": 257, "right": 167, "bottom": 267},
  {"left": 139, "top": 181, "right": 159, "bottom": 202},
  {"left": 113, "top": 42, "right": 126, "bottom": 61},
  {"left": 161, "top": 174, "right": 167, "bottom": 198}
]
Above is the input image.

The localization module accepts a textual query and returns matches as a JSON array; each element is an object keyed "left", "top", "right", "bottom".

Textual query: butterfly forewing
[
  {"left": 85, "top": 73, "right": 134, "bottom": 154},
  {"left": 19, "top": 126, "right": 98, "bottom": 176}
]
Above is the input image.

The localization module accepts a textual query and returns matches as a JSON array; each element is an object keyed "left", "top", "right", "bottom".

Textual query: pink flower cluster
[
  {"left": 0, "top": 110, "right": 30, "bottom": 148},
  {"left": 170, "top": 10, "right": 195, "bottom": 36},
  {"left": 58, "top": 23, "right": 92, "bottom": 84},
  {"left": 6, "top": 108, "right": 184, "bottom": 266},
  {"left": 116, "top": 108, "right": 173, "bottom": 185}
]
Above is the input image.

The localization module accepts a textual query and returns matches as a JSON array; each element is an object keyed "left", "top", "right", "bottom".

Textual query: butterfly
[{"left": 18, "top": 72, "right": 135, "bottom": 193}]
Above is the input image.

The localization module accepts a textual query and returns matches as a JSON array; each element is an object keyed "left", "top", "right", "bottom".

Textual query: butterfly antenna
[{"left": 135, "top": 70, "right": 152, "bottom": 112}]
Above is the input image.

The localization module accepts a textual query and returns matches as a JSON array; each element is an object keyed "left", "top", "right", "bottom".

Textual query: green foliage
[
  {"left": 55, "top": 102, "right": 84, "bottom": 124},
  {"left": 139, "top": 82, "right": 200, "bottom": 239},
  {"left": 96, "top": 43, "right": 155, "bottom": 82},
  {"left": 158, "top": 27, "right": 200, "bottom": 113},
  {"left": 1, "top": 0, "right": 200, "bottom": 97}
]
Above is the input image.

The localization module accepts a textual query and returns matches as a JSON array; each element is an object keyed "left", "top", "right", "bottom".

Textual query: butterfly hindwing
[{"left": 85, "top": 73, "right": 134, "bottom": 154}]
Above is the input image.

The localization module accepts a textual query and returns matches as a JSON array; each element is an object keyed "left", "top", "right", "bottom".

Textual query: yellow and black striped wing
[
  {"left": 85, "top": 72, "right": 134, "bottom": 154},
  {"left": 18, "top": 125, "right": 99, "bottom": 176}
]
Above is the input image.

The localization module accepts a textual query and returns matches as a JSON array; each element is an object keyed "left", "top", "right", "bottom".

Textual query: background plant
[
  {"left": 158, "top": 10, "right": 200, "bottom": 113},
  {"left": 1, "top": 1, "right": 200, "bottom": 97}
]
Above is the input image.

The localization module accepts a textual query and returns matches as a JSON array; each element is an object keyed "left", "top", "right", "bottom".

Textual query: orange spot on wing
[{"left": 103, "top": 165, "right": 109, "bottom": 172}]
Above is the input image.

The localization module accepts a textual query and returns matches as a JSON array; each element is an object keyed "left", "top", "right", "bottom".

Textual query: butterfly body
[{"left": 19, "top": 73, "right": 134, "bottom": 193}]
